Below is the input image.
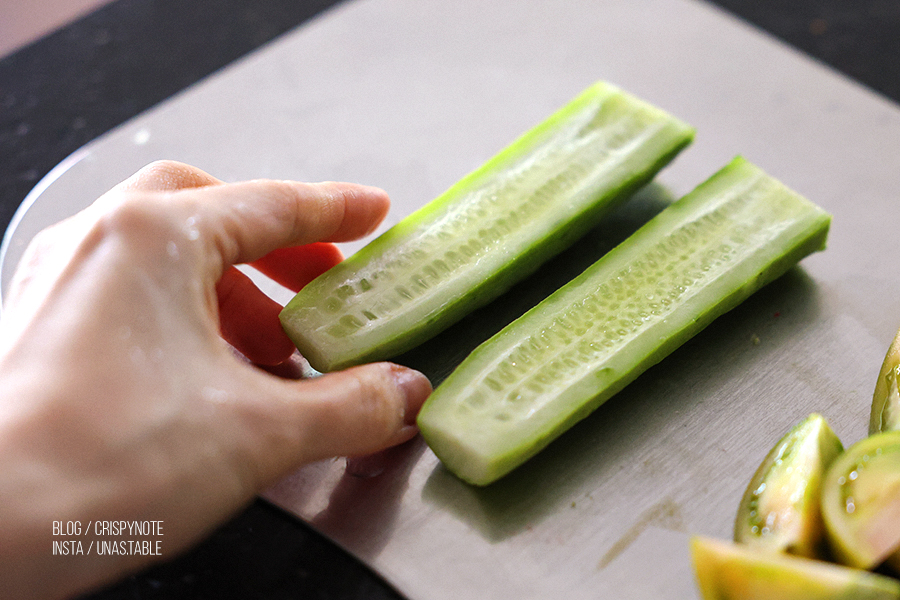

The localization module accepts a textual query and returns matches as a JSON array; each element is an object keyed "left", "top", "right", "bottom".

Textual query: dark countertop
[{"left": 1, "top": 1, "right": 898, "bottom": 598}]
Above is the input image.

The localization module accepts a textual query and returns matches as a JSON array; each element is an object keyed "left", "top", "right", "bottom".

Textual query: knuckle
[
  {"left": 87, "top": 192, "right": 202, "bottom": 263},
  {"left": 128, "top": 160, "right": 205, "bottom": 191},
  {"left": 141, "top": 159, "right": 189, "bottom": 177},
  {"left": 98, "top": 193, "right": 171, "bottom": 238}
]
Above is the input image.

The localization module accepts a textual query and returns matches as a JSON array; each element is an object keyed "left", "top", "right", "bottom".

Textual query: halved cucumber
[
  {"left": 280, "top": 81, "right": 694, "bottom": 372},
  {"left": 734, "top": 413, "right": 843, "bottom": 558},
  {"left": 690, "top": 536, "right": 900, "bottom": 600},
  {"left": 417, "top": 156, "right": 831, "bottom": 486}
]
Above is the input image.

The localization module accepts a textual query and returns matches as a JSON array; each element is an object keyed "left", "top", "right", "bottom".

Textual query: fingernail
[{"left": 390, "top": 364, "right": 432, "bottom": 425}]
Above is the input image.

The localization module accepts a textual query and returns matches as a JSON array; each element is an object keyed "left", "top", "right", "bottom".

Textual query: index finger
[{"left": 188, "top": 179, "right": 390, "bottom": 266}]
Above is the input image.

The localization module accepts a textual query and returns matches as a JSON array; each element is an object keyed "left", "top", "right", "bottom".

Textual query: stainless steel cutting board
[{"left": 4, "top": 1, "right": 900, "bottom": 598}]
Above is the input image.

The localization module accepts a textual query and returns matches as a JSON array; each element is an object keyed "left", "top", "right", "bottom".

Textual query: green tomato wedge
[
  {"left": 417, "top": 156, "right": 831, "bottom": 486},
  {"left": 280, "top": 81, "right": 694, "bottom": 372},
  {"left": 871, "top": 326, "right": 900, "bottom": 434},
  {"left": 822, "top": 431, "right": 900, "bottom": 570},
  {"left": 734, "top": 413, "right": 843, "bottom": 558},
  {"left": 690, "top": 536, "right": 900, "bottom": 600}
]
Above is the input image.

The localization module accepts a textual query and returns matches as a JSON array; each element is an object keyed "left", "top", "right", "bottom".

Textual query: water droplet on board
[
  {"left": 166, "top": 241, "right": 179, "bottom": 261},
  {"left": 133, "top": 128, "right": 151, "bottom": 145}
]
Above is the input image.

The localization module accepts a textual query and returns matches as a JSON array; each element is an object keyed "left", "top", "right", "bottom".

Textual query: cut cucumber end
[
  {"left": 416, "top": 421, "right": 509, "bottom": 487},
  {"left": 418, "top": 156, "right": 831, "bottom": 486},
  {"left": 279, "top": 81, "right": 694, "bottom": 372}
]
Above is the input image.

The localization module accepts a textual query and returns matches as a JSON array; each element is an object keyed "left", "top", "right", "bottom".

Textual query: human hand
[{"left": 0, "top": 161, "right": 431, "bottom": 599}]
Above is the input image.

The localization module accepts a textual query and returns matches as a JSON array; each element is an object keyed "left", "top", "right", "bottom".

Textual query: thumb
[{"left": 241, "top": 362, "right": 432, "bottom": 484}]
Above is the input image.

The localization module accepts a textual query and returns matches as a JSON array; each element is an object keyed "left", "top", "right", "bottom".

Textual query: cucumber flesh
[
  {"left": 734, "top": 413, "right": 843, "bottom": 558},
  {"left": 417, "top": 156, "right": 831, "bottom": 486},
  {"left": 279, "top": 81, "right": 694, "bottom": 372},
  {"left": 821, "top": 431, "right": 900, "bottom": 570},
  {"left": 690, "top": 536, "right": 900, "bottom": 600}
]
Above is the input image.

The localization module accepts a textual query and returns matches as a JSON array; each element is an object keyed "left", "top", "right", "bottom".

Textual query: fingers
[
  {"left": 215, "top": 267, "right": 296, "bottom": 366},
  {"left": 188, "top": 179, "right": 390, "bottom": 266},
  {"left": 103, "top": 162, "right": 421, "bottom": 468},
  {"left": 110, "top": 161, "right": 390, "bottom": 265},
  {"left": 244, "top": 363, "right": 432, "bottom": 481},
  {"left": 97, "top": 161, "right": 389, "bottom": 364},
  {"left": 250, "top": 243, "right": 344, "bottom": 292}
]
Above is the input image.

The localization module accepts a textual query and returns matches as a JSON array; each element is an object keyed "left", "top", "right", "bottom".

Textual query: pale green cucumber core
[
  {"left": 418, "top": 156, "right": 831, "bottom": 486},
  {"left": 280, "top": 81, "right": 694, "bottom": 372}
]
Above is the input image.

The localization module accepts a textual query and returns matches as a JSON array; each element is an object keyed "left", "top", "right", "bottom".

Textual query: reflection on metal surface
[{"left": 0, "top": 148, "right": 89, "bottom": 309}]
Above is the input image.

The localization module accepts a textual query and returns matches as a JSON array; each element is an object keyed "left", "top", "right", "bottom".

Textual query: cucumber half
[
  {"left": 280, "top": 81, "right": 694, "bottom": 372},
  {"left": 417, "top": 157, "right": 831, "bottom": 486}
]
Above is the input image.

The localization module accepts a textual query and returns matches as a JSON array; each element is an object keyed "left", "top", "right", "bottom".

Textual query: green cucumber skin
[
  {"left": 279, "top": 81, "right": 694, "bottom": 372},
  {"left": 418, "top": 156, "right": 832, "bottom": 486}
]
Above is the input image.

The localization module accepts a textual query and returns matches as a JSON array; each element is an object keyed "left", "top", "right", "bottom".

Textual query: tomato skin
[
  {"left": 252, "top": 243, "right": 344, "bottom": 293},
  {"left": 215, "top": 243, "right": 344, "bottom": 366},
  {"left": 215, "top": 266, "right": 295, "bottom": 366}
]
